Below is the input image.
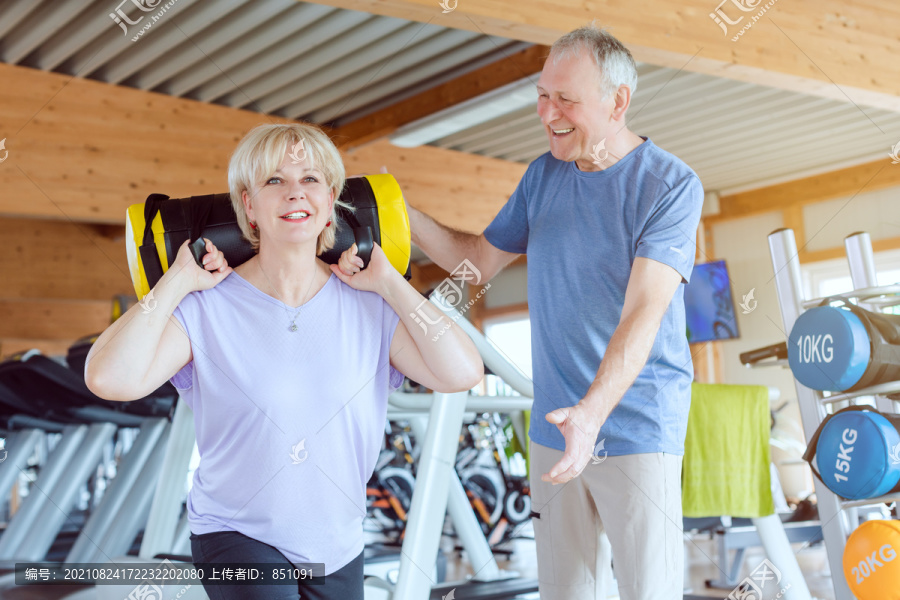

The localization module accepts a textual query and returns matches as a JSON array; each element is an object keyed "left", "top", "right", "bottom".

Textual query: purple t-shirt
[{"left": 170, "top": 270, "right": 403, "bottom": 574}]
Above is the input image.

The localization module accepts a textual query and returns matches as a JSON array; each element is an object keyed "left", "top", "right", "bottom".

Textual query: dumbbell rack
[{"left": 768, "top": 229, "right": 900, "bottom": 600}]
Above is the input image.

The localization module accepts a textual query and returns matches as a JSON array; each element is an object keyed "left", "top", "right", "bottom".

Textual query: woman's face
[{"left": 243, "top": 147, "right": 335, "bottom": 250}]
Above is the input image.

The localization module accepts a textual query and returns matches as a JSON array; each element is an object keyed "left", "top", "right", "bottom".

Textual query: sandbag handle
[
  {"left": 140, "top": 193, "right": 170, "bottom": 287},
  {"left": 803, "top": 404, "right": 881, "bottom": 492},
  {"left": 188, "top": 195, "right": 215, "bottom": 267},
  {"left": 817, "top": 296, "right": 891, "bottom": 342},
  {"left": 815, "top": 296, "right": 900, "bottom": 388},
  {"left": 352, "top": 226, "right": 374, "bottom": 268},
  {"left": 189, "top": 238, "right": 207, "bottom": 268},
  {"left": 336, "top": 203, "right": 374, "bottom": 269},
  {"left": 141, "top": 193, "right": 169, "bottom": 245}
]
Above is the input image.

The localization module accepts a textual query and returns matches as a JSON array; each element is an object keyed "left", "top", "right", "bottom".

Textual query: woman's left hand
[{"left": 330, "top": 242, "right": 396, "bottom": 293}]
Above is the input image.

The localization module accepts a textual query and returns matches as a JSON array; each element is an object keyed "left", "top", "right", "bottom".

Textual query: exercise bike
[{"left": 455, "top": 413, "right": 531, "bottom": 549}]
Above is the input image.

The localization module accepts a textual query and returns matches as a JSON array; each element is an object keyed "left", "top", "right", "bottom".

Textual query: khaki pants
[{"left": 529, "top": 441, "right": 684, "bottom": 600}]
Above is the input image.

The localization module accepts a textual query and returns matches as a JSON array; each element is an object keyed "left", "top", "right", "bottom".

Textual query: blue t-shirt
[
  {"left": 484, "top": 139, "right": 704, "bottom": 456},
  {"left": 171, "top": 271, "right": 403, "bottom": 574}
]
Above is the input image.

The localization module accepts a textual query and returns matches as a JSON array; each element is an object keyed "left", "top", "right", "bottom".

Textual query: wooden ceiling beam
[
  {"left": 308, "top": 0, "right": 900, "bottom": 112},
  {"left": 331, "top": 44, "right": 549, "bottom": 149},
  {"left": 711, "top": 157, "right": 900, "bottom": 221}
]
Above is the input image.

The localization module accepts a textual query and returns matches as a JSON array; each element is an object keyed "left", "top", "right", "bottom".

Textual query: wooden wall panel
[
  {"left": 0, "top": 63, "right": 526, "bottom": 232},
  {"left": 1, "top": 218, "right": 132, "bottom": 300},
  {"left": 345, "top": 140, "right": 525, "bottom": 234},
  {"left": 0, "top": 217, "right": 131, "bottom": 357},
  {"left": 0, "top": 300, "right": 110, "bottom": 340},
  {"left": 0, "top": 63, "right": 291, "bottom": 223}
]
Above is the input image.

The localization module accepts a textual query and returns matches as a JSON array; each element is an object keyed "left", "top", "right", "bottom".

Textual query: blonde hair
[
  {"left": 550, "top": 21, "right": 638, "bottom": 99},
  {"left": 228, "top": 123, "right": 350, "bottom": 254}
]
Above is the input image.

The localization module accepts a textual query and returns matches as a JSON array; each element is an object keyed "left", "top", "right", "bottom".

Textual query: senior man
[{"left": 409, "top": 23, "right": 704, "bottom": 600}]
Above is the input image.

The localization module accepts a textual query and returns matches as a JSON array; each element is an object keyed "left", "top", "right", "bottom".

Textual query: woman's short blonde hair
[{"left": 228, "top": 123, "right": 349, "bottom": 254}]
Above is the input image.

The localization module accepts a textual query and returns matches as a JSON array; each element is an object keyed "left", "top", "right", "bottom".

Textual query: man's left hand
[{"left": 542, "top": 403, "right": 604, "bottom": 485}]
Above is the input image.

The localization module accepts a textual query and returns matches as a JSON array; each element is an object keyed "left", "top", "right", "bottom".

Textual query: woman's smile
[{"left": 279, "top": 209, "right": 312, "bottom": 224}]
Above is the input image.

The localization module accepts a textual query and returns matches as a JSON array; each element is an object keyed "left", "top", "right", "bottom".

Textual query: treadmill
[{"left": 0, "top": 343, "right": 177, "bottom": 568}]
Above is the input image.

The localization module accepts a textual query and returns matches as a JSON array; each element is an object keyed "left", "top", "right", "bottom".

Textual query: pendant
[{"left": 290, "top": 323, "right": 298, "bottom": 332}]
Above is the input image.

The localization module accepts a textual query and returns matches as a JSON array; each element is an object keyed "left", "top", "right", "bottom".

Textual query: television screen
[{"left": 684, "top": 260, "right": 740, "bottom": 343}]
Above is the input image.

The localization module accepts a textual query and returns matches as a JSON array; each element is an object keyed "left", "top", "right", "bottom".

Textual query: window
[
  {"left": 802, "top": 247, "right": 900, "bottom": 315},
  {"left": 482, "top": 315, "right": 532, "bottom": 396}
]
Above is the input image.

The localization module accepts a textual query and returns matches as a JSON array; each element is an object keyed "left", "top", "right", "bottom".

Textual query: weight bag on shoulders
[
  {"left": 788, "top": 298, "right": 900, "bottom": 392},
  {"left": 843, "top": 519, "right": 900, "bottom": 600},
  {"left": 125, "top": 174, "right": 411, "bottom": 300},
  {"left": 802, "top": 405, "right": 900, "bottom": 500}
]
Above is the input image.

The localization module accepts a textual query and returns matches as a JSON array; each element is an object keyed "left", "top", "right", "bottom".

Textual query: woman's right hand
[{"left": 172, "top": 238, "right": 232, "bottom": 292}]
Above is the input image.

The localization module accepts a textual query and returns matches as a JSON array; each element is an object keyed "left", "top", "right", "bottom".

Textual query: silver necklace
[{"left": 258, "top": 260, "right": 319, "bottom": 333}]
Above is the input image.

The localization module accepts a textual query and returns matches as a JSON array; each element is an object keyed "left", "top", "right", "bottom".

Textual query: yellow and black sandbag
[{"left": 125, "top": 174, "right": 411, "bottom": 300}]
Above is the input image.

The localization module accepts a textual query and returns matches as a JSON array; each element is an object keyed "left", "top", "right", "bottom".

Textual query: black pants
[{"left": 190, "top": 530, "right": 364, "bottom": 600}]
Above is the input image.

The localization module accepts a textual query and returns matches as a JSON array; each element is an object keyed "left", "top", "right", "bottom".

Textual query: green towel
[{"left": 682, "top": 383, "right": 774, "bottom": 518}]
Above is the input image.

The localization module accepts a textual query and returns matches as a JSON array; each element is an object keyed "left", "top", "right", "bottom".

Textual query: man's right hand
[{"left": 172, "top": 238, "right": 232, "bottom": 292}]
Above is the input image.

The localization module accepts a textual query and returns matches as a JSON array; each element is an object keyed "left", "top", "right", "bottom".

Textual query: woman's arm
[
  {"left": 85, "top": 239, "right": 232, "bottom": 401},
  {"left": 380, "top": 273, "right": 484, "bottom": 393},
  {"left": 331, "top": 244, "right": 484, "bottom": 393}
]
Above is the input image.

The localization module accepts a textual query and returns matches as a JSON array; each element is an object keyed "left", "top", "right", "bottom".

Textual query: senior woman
[{"left": 85, "top": 122, "right": 483, "bottom": 600}]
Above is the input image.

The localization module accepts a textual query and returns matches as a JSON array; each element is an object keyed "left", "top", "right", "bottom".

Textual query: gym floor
[
  {"left": 433, "top": 523, "right": 836, "bottom": 600},
  {"left": 0, "top": 535, "right": 836, "bottom": 600},
  {"left": 681, "top": 540, "right": 833, "bottom": 600}
]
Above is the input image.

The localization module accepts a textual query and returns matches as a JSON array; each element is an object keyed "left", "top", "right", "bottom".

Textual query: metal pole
[
  {"left": 140, "top": 400, "right": 195, "bottom": 559},
  {"left": 430, "top": 292, "right": 534, "bottom": 398},
  {"left": 844, "top": 231, "right": 897, "bottom": 414},
  {"left": 408, "top": 417, "right": 506, "bottom": 583},
  {"left": 0, "top": 430, "right": 42, "bottom": 504},
  {"left": 389, "top": 393, "right": 532, "bottom": 413},
  {"left": 67, "top": 418, "right": 168, "bottom": 562},
  {"left": 768, "top": 228, "right": 853, "bottom": 600},
  {"left": 751, "top": 514, "right": 811, "bottom": 600},
  {"left": 96, "top": 435, "right": 170, "bottom": 562},
  {"left": 393, "top": 393, "right": 468, "bottom": 600},
  {"left": 0, "top": 424, "right": 88, "bottom": 559},
  {"left": 172, "top": 510, "right": 192, "bottom": 556},
  {"left": 14, "top": 422, "right": 117, "bottom": 561}
]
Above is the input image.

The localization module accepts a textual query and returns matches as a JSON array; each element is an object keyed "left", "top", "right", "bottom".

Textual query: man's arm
[
  {"left": 542, "top": 257, "right": 684, "bottom": 484},
  {"left": 408, "top": 204, "right": 520, "bottom": 283}
]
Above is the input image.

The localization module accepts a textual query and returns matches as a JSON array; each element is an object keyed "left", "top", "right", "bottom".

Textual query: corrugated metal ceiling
[
  {"left": 428, "top": 64, "right": 900, "bottom": 193},
  {"left": 0, "top": 0, "right": 526, "bottom": 125}
]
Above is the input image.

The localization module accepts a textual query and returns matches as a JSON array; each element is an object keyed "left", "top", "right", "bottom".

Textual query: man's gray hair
[{"left": 550, "top": 22, "right": 638, "bottom": 98}]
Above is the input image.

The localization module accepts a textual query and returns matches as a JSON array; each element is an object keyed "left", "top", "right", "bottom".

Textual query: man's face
[{"left": 536, "top": 48, "right": 615, "bottom": 166}]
